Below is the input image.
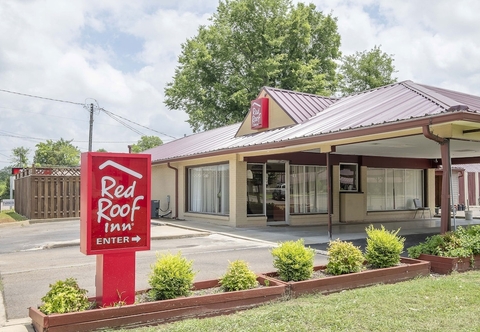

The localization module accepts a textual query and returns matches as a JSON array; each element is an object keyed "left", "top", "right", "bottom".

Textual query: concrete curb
[
  {"left": 0, "top": 221, "right": 29, "bottom": 228},
  {"left": 0, "top": 318, "right": 32, "bottom": 332}
]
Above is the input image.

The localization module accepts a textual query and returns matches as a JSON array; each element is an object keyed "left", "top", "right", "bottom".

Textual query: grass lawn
[
  {"left": 112, "top": 271, "right": 480, "bottom": 332},
  {"left": 0, "top": 210, "right": 26, "bottom": 223}
]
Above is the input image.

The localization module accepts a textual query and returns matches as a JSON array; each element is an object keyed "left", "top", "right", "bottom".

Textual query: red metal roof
[
  {"left": 149, "top": 81, "right": 480, "bottom": 164},
  {"left": 264, "top": 87, "right": 337, "bottom": 124},
  {"left": 417, "top": 84, "right": 480, "bottom": 111}
]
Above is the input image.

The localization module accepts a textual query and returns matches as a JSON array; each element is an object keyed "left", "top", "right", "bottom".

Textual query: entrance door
[{"left": 266, "top": 162, "right": 287, "bottom": 225}]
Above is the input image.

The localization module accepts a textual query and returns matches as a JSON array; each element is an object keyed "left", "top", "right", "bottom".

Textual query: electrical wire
[
  {"left": 0, "top": 88, "right": 180, "bottom": 140},
  {"left": 101, "top": 108, "right": 178, "bottom": 139},
  {"left": 103, "top": 110, "right": 145, "bottom": 136},
  {"left": 0, "top": 88, "right": 84, "bottom": 105}
]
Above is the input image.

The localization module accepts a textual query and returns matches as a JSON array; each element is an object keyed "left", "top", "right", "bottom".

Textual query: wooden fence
[{"left": 14, "top": 167, "right": 81, "bottom": 220}]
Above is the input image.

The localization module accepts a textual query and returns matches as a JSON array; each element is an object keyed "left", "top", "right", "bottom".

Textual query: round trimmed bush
[
  {"left": 365, "top": 225, "right": 405, "bottom": 268},
  {"left": 325, "top": 239, "right": 364, "bottom": 275},
  {"left": 271, "top": 239, "right": 315, "bottom": 282},
  {"left": 220, "top": 260, "right": 258, "bottom": 292},
  {"left": 148, "top": 252, "right": 196, "bottom": 300}
]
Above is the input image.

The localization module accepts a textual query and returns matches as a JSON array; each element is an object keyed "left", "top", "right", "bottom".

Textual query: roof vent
[{"left": 447, "top": 105, "right": 469, "bottom": 112}]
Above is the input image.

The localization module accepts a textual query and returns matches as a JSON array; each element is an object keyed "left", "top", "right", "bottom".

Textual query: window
[
  {"left": 290, "top": 165, "right": 327, "bottom": 214},
  {"left": 340, "top": 163, "right": 358, "bottom": 192},
  {"left": 367, "top": 168, "right": 423, "bottom": 211},
  {"left": 188, "top": 164, "right": 229, "bottom": 214}
]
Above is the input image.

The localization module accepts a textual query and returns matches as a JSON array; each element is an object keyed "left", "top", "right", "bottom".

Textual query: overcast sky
[{"left": 1, "top": 0, "right": 480, "bottom": 166}]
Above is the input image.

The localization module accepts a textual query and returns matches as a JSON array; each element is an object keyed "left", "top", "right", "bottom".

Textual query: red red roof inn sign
[{"left": 80, "top": 152, "right": 151, "bottom": 306}]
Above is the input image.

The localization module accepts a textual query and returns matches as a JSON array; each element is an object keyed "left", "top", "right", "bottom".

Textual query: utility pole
[{"left": 88, "top": 103, "right": 94, "bottom": 152}]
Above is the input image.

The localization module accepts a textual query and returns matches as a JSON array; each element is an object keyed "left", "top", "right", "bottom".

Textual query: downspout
[
  {"left": 422, "top": 125, "right": 451, "bottom": 233},
  {"left": 167, "top": 162, "right": 178, "bottom": 219}
]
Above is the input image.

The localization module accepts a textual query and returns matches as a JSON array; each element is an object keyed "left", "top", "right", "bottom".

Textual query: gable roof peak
[{"left": 262, "top": 86, "right": 338, "bottom": 101}]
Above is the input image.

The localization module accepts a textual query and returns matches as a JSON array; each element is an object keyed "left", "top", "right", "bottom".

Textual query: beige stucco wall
[
  {"left": 152, "top": 157, "right": 436, "bottom": 227},
  {"left": 151, "top": 164, "right": 176, "bottom": 218}
]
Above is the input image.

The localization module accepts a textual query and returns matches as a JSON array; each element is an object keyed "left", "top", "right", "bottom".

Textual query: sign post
[{"left": 80, "top": 152, "right": 151, "bottom": 306}]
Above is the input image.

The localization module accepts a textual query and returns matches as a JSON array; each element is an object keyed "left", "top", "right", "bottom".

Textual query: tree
[
  {"left": 33, "top": 139, "right": 81, "bottom": 167},
  {"left": 338, "top": 45, "right": 397, "bottom": 96},
  {"left": 96, "top": 148, "right": 108, "bottom": 152},
  {"left": 10, "top": 147, "right": 30, "bottom": 167},
  {"left": 165, "top": 0, "right": 341, "bottom": 132},
  {"left": 130, "top": 136, "right": 163, "bottom": 153},
  {"left": 0, "top": 166, "right": 11, "bottom": 199}
]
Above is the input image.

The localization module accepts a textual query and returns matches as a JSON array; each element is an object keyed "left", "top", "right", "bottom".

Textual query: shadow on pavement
[{"left": 309, "top": 233, "right": 437, "bottom": 257}]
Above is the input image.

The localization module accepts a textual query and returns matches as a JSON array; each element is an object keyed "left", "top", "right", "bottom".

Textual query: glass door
[{"left": 266, "top": 162, "right": 287, "bottom": 225}]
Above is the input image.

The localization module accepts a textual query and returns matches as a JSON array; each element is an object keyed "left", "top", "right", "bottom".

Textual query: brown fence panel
[{"left": 14, "top": 167, "right": 81, "bottom": 220}]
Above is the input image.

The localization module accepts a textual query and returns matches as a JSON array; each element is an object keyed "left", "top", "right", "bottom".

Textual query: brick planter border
[
  {"left": 418, "top": 254, "right": 480, "bottom": 274},
  {"left": 262, "top": 257, "right": 431, "bottom": 297},
  {"left": 29, "top": 275, "right": 286, "bottom": 332}
]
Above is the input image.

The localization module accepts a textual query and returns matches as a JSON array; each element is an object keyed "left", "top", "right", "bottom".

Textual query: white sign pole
[{"left": 9, "top": 176, "right": 14, "bottom": 199}]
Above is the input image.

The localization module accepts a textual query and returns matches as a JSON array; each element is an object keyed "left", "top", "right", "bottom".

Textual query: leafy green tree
[
  {"left": 130, "top": 136, "right": 163, "bottom": 153},
  {"left": 338, "top": 45, "right": 397, "bottom": 96},
  {"left": 0, "top": 166, "right": 12, "bottom": 199},
  {"left": 10, "top": 147, "right": 30, "bottom": 167},
  {"left": 96, "top": 148, "right": 108, "bottom": 152},
  {"left": 0, "top": 166, "right": 11, "bottom": 183},
  {"left": 0, "top": 177, "right": 10, "bottom": 199},
  {"left": 165, "top": 0, "right": 341, "bottom": 132},
  {"left": 33, "top": 139, "right": 81, "bottom": 167}
]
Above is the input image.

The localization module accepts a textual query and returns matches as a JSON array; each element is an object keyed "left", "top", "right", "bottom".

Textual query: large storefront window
[
  {"left": 188, "top": 164, "right": 229, "bottom": 214},
  {"left": 290, "top": 165, "right": 327, "bottom": 214},
  {"left": 367, "top": 168, "right": 423, "bottom": 211}
]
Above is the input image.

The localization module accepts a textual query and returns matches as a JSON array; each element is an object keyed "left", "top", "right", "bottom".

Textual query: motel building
[{"left": 146, "top": 81, "right": 480, "bottom": 234}]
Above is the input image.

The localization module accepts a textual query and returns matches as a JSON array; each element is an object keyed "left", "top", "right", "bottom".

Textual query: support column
[
  {"left": 423, "top": 125, "right": 451, "bottom": 234},
  {"left": 327, "top": 152, "right": 332, "bottom": 240},
  {"left": 440, "top": 139, "right": 452, "bottom": 233}
]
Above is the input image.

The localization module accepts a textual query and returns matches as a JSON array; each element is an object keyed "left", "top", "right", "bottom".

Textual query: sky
[{"left": 1, "top": 0, "right": 480, "bottom": 166}]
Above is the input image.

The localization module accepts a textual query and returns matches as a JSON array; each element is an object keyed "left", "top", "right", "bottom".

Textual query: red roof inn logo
[
  {"left": 250, "top": 98, "right": 269, "bottom": 129},
  {"left": 80, "top": 152, "right": 151, "bottom": 255}
]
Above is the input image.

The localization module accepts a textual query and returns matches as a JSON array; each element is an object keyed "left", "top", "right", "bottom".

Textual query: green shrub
[
  {"left": 456, "top": 226, "right": 480, "bottom": 256},
  {"left": 325, "top": 239, "right": 364, "bottom": 275},
  {"left": 220, "top": 260, "right": 258, "bottom": 292},
  {"left": 271, "top": 239, "right": 315, "bottom": 282},
  {"left": 407, "top": 226, "right": 480, "bottom": 259},
  {"left": 364, "top": 225, "right": 405, "bottom": 268},
  {"left": 407, "top": 234, "right": 445, "bottom": 258},
  {"left": 39, "top": 278, "right": 91, "bottom": 314},
  {"left": 148, "top": 252, "right": 196, "bottom": 301}
]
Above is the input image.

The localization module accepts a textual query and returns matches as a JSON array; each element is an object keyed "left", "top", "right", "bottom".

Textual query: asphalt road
[{"left": 0, "top": 220, "right": 79, "bottom": 254}]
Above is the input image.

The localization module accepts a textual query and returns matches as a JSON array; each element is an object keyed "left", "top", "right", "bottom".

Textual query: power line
[
  {"left": 103, "top": 110, "right": 145, "bottom": 136},
  {"left": 0, "top": 88, "right": 180, "bottom": 140},
  {"left": 0, "top": 88, "right": 84, "bottom": 106},
  {"left": 101, "top": 108, "right": 178, "bottom": 139}
]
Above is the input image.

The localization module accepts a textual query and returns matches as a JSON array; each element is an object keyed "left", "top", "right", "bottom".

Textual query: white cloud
[{"left": 1, "top": 0, "right": 480, "bottom": 165}]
